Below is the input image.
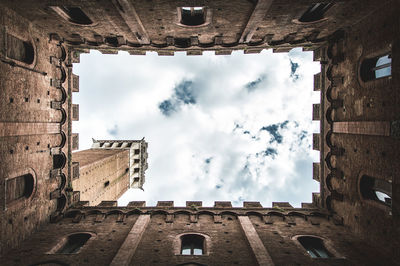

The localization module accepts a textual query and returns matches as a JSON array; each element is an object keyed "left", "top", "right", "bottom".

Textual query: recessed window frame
[
  {"left": 292, "top": 235, "right": 343, "bottom": 259},
  {"left": 359, "top": 174, "right": 392, "bottom": 208},
  {"left": 298, "top": 2, "right": 334, "bottom": 23},
  {"left": 3, "top": 168, "right": 37, "bottom": 210},
  {"left": 360, "top": 53, "right": 392, "bottom": 82},
  {"left": 47, "top": 232, "right": 96, "bottom": 255},
  {"left": 176, "top": 6, "right": 212, "bottom": 28},
  {"left": 50, "top": 6, "right": 95, "bottom": 26},
  {"left": 5, "top": 33, "right": 36, "bottom": 66},
  {"left": 173, "top": 232, "right": 211, "bottom": 256}
]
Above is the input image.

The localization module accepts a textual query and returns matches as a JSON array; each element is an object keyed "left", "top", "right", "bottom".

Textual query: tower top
[{"left": 91, "top": 138, "right": 148, "bottom": 189}]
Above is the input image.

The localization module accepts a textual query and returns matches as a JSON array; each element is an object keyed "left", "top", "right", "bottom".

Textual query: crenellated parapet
[{"left": 64, "top": 200, "right": 332, "bottom": 225}]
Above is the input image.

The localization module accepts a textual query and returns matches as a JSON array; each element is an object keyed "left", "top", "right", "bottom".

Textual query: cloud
[
  {"left": 107, "top": 125, "right": 119, "bottom": 136},
  {"left": 263, "top": 148, "right": 278, "bottom": 158},
  {"left": 158, "top": 80, "right": 197, "bottom": 116},
  {"left": 158, "top": 100, "right": 177, "bottom": 116},
  {"left": 245, "top": 75, "right": 266, "bottom": 92},
  {"left": 290, "top": 59, "right": 300, "bottom": 81},
  {"left": 260, "top": 120, "right": 289, "bottom": 144}
]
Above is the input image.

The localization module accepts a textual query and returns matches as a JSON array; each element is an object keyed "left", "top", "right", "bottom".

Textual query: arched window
[
  {"left": 51, "top": 6, "right": 93, "bottom": 25},
  {"left": 56, "top": 233, "right": 92, "bottom": 254},
  {"left": 298, "top": 236, "right": 332, "bottom": 258},
  {"left": 6, "top": 34, "right": 34, "bottom": 64},
  {"left": 360, "top": 175, "right": 392, "bottom": 207},
  {"left": 299, "top": 3, "right": 333, "bottom": 23},
  {"left": 180, "top": 7, "right": 206, "bottom": 26},
  {"left": 6, "top": 174, "right": 34, "bottom": 204},
  {"left": 181, "top": 234, "right": 205, "bottom": 255},
  {"left": 360, "top": 54, "right": 392, "bottom": 81}
]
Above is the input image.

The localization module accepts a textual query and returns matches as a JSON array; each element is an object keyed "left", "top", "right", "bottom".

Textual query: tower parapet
[{"left": 91, "top": 138, "right": 148, "bottom": 190}]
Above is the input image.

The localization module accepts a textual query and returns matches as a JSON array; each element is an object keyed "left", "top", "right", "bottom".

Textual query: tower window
[
  {"left": 299, "top": 3, "right": 333, "bottom": 23},
  {"left": 360, "top": 54, "right": 392, "bottom": 81},
  {"left": 53, "top": 154, "right": 66, "bottom": 169},
  {"left": 6, "top": 34, "right": 34, "bottom": 64},
  {"left": 298, "top": 236, "right": 331, "bottom": 258},
  {"left": 181, "top": 234, "right": 205, "bottom": 255},
  {"left": 56, "top": 233, "right": 91, "bottom": 254},
  {"left": 134, "top": 149, "right": 140, "bottom": 155},
  {"left": 180, "top": 7, "right": 206, "bottom": 26},
  {"left": 6, "top": 174, "right": 34, "bottom": 203},
  {"left": 134, "top": 168, "right": 140, "bottom": 173},
  {"left": 51, "top": 6, "right": 93, "bottom": 25},
  {"left": 360, "top": 175, "right": 392, "bottom": 207},
  {"left": 134, "top": 159, "right": 140, "bottom": 164}
]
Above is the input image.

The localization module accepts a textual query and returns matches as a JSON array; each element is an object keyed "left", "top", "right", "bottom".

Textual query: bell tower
[{"left": 71, "top": 139, "right": 148, "bottom": 206}]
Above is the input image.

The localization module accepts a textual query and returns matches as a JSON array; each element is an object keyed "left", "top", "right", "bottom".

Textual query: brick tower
[{"left": 71, "top": 139, "right": 148, "bottom": 206}]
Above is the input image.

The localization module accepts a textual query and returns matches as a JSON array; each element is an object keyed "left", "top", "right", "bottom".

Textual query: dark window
[
  {"left": 117, "top": 142, "right": 123, "bottom": 147},
  {"left": 56, "top": 233, "right": 91, "bottom": 254},
  {"left": 105, "top": 36, "right": 119, "bottom": 47},
  {"left": 104, "top": 181, "right": 110, "bottom": 187},
  {"left": 360, "top": 175, "right": 392, "bottom": 207},
  {"left": 134, "top": 177, "right": 140, "bottom": 182},
  {"left": 6, "top": 34, "right": 34, "bottom": 64},
  {"left": 298, "top": 236, "right": 331, "bottom": 258},
  {"left": 181, "top": 234, "right": 205, "bottom": 255},
  {"left": 360, "top": 54, "right": 392, "bottom": 81},
  {"left": 181, "top": 7, "right": 206, "bottom": 26},
  {"left": 134, "top": 149, "right": 140, "bottom": 155},
  {"left": 134, "top": 168, "right": 140, "bottom": 173},
  {"left": 6, "top": 174, "right": 34, "bottom": 203},
  {"left": 58, "top": 7, "right": 92, "bottom": 25},
  {"left": 134, "top": 159, "right": 140, "bottom": 164},
  {"left": 299, "top": 3, "right": 333, "bottom": 23},
  {"left": 53, "top": 154, "right": 66, "bottom": 169}
]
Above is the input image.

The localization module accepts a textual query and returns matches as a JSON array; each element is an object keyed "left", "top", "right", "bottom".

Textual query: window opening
[
  {"left": 360, "top": 175, "right": 392, "bottom": 207},
  {"left": 104, "top": 181, "right": 110, "bottom": 187},
  {"left": 56, "top": 233, "right": 91, "bottom": 254},
  {"left": 360, "top": 54, "right": 392, "bottom": 81},
  {"left": 6, "top": 174, "right": 34, "bottom": 203},
  {"left": 6, "top": 34, "right": 34, "bottom": 64},
  {"left": 54, "top": 7, "right": 93, "bottom": 25},
  {"left": 134, "top": 149, "right": 140, "bottom": 155},
  {"left": 53, "top": 154, "right": 66, "bottom": 169},
  {"left": 134, "top": 159, "right": 140, "bottom": 164},
  {"left": 181, "top": 7, "right": 206, "bottom": 26},
  {"left": 298, "top": 236, "right": 331, "bottom": 258},
  {"left": 299, "top": 3, "right": 333, "bottom": 23},
  {"left": 181, "top": 234, "right": 205, "bottom": 255},
  {"left": 134, "top": 168, "right": 140, "bottom": 173}
]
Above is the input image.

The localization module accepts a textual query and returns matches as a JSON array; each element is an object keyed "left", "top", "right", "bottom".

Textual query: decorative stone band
[
  {"left": 332, "top": 121, "right": 391, "bottom": 136},
  {"left": 0, "top": 122, "right": 60, "bottom": 136},
  {"left": 238, "top": 216, "right": 275, "bottom": 266},
  {"left": 110, "top": 214, "right": 150, "bottom": 266}
]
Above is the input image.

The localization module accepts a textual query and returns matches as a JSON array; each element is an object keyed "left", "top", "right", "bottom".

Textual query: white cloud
[{"left": 73, "top": 48, "right": 321, "bottom": 208}]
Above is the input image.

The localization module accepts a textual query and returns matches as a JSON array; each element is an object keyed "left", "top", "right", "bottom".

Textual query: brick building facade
[{"left": 0, "top": 0, "right": 398, "bottom": 265}]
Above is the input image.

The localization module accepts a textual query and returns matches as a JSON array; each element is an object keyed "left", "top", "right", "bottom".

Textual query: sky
[{"left": 73, "top": 48, "right": 321, "bottom": 208}]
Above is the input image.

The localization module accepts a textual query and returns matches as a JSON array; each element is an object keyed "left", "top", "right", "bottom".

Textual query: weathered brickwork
[
  {"left": 319, "top": 0, "right": 399, "bottom": 258},
  {"left": 0, "top": 5, "right": 73, "bottom": 254},
  {"left": 72, "top": 149, "right": 130, "bottom": 206},
  {"left": 1, "top": 204, "right": 394, "bottom": 266},
  {"left": 0, "top": 0, "right": 399, "bottom": 264}
]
